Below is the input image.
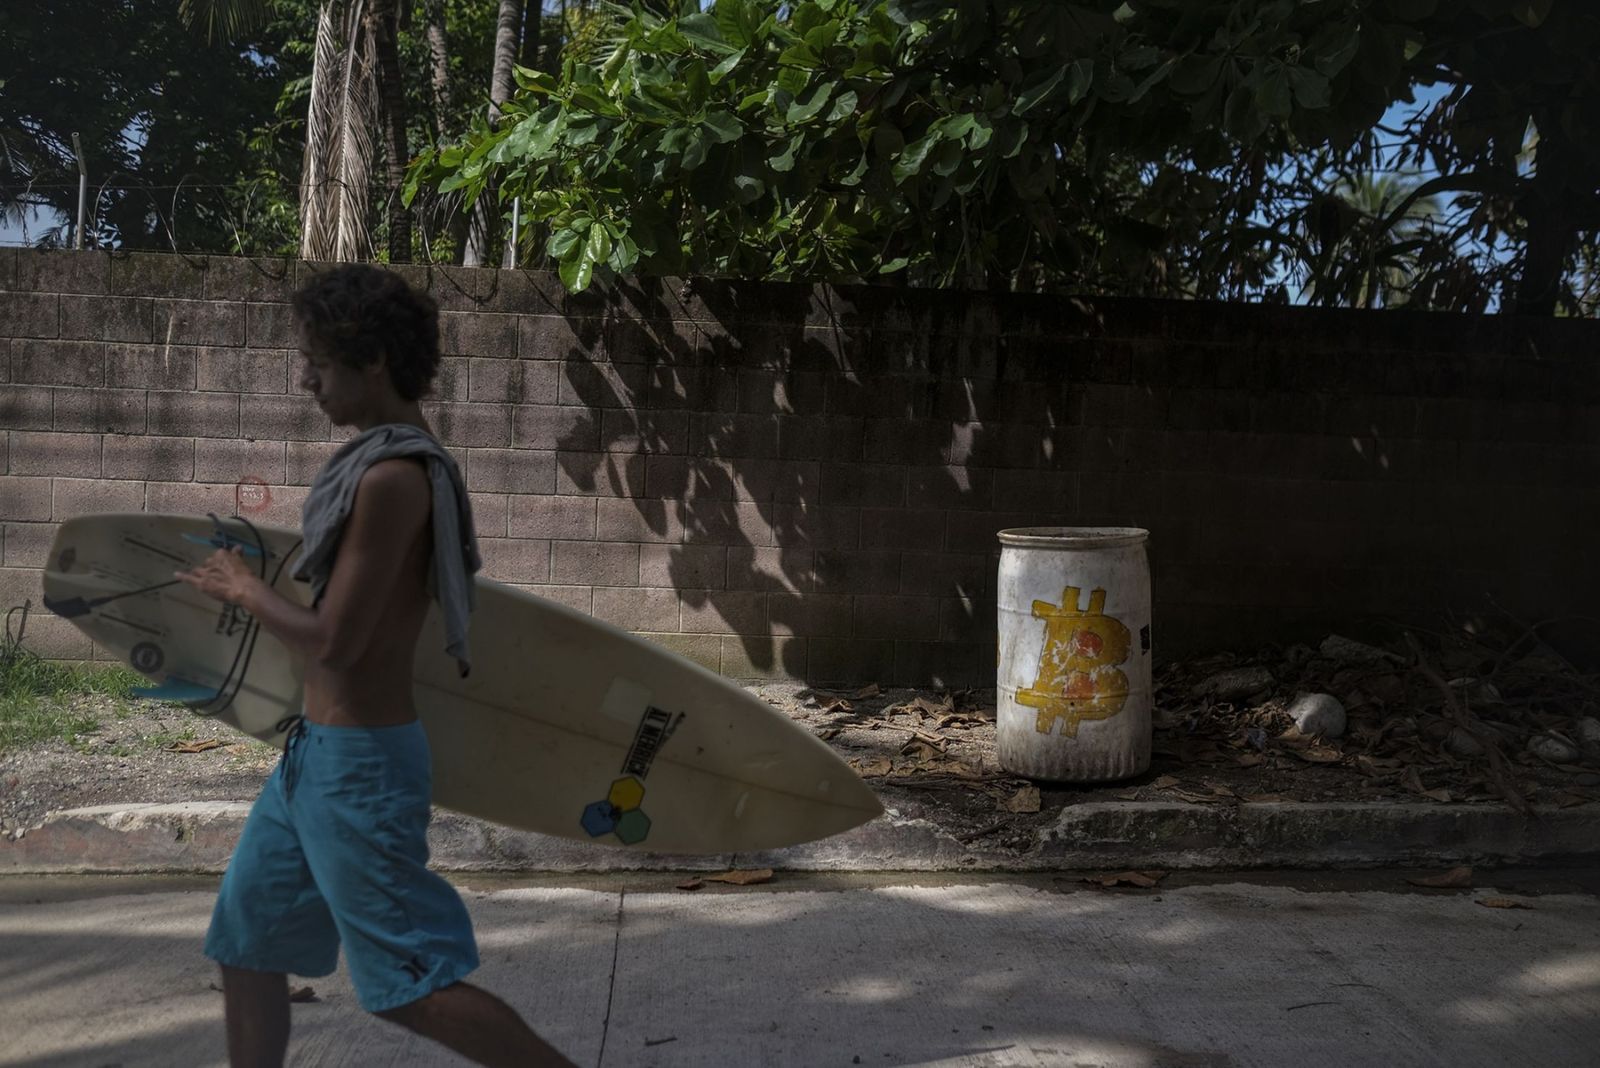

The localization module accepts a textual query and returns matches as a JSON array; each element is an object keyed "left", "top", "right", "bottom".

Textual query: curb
[{"left": 3, "top": 800, "right": 1598, "bottom": 873}]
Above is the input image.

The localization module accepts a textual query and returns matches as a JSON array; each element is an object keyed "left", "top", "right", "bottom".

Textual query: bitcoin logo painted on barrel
[{"left": 1017, "top": 585, "right": 1131, "bottom": 737}]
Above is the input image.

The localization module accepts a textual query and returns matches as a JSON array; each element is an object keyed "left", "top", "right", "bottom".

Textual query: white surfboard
[{"left": 41, "top": 513, "right": 882, "bottom": 853}]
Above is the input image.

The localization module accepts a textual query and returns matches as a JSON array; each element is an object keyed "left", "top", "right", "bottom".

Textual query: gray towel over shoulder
[{"left": 293, "top": 423, "right": 481, "bottom": 676}]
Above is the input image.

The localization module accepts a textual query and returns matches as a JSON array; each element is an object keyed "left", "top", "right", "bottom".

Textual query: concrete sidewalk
[
  {"left": 2, "top": 874, "right": 1596, "bottom": 1067},
  {"left": 3, "top": 796, "right": 1598, "bottom": 874}
]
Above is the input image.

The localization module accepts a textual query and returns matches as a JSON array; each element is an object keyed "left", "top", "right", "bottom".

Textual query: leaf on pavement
[
  {"left": 1421, "top": 787, "right": 1453, "bottom": 803},
  {"left": 1086, "top": 870, "right": 1167, "bottom": 889},
  {"left": 1003, "top": 785, "right": 1041, "bottom": 813},
  {"left": 1153, "top": 775, "right": 1182, "bottom": 790},
  {"left": 1406, "top": 866, "right": 1473, "bottom": 889},
  {"left": 823, "top": 700, "right": 854, "bottom": 715},
  {"left": 1476, "top": 897, "right": 1533, "bottom": 910},
  {"left": 288, "top": 986, "right": 318, "bottom": 1003},
  {"left": 849, "top": 756, "right": 893, "bottom": 778},
  {"left": 167, "top": 738, "right": 224, "bottom": 753},
  {"left": 676, "top": 878, "right": 705, "bottom": 891},
  {"left": 705, "top": 868, "right": 773, "bottom": 886},
  {"left": 850, "top": 684, "right": 882, "bottom": 700}
]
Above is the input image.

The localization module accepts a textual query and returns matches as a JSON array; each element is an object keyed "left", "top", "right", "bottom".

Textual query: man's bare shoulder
[{"left": 352, "top": 458, "right": 431, "bottom": 525}]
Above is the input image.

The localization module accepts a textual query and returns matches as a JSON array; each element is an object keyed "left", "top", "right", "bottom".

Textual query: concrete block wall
[{"left": 2, "top": 249, "right": 1597, "bottom": 684}]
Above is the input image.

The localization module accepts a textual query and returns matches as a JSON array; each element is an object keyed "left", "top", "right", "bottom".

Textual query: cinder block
[
  {"left": 769, "top": 504, "right": 859, "bottom": 548},
  {"left": 467, "top": 358, "right": 541, "bottom": 404},
  {"left": 54, "top": 477, "right": 144, "bottom": 519},
  {"left": 7, "top": 612, "right": 92, "bottom": 659},
  {"left": 439, "top": 311, "right": 518, "bottom": 357},
  {"left": 863, "top": 418, "right": 951, "bottom": 466},
  {"left": 245, "top": 302, "right": 296, "bottom": 348},
  {"left": 466, "top": 448, "right": 556, "bottom": 495},
  {"left": 813, "top": 549, "right": 901, "bottom": 594},
  {"left": 17, "top": 250, "right": 105, "bottom": 294},
  {"left": 202, "top": 257, "right": 295, "bottom": 303},
  {"left": 469, "top": 493, "right": 510, "bottom": 537},
  {"left": 642, "top": 632, "right": 720, "bottom": 673},
  {"left": 149, "top": 391, "right": 240, "bottom": 438},
  {"left": 102, "top": 435, "right": 194, "bottom": 481},
  {"left": 1081, "top": 383, "right": 1168, "bottom": 429},
  {"left": 422, "top": 402, "right": 510, "bottom": 449},
  {"left": 807, "top": 637, "right": 894, "bottom": 684},
  {"left": 0, "top": 247, "right": 15, "bottom": 290},
  {"left": 381, "top": 263, "right": 480, "bottom": 312},
  {"left": 196, "top": 348, "right": 288, "bottom": 393},
  {"left": 767, "top": 592, "right": 851, "bottom": 637},
  {"left": 640, "top": 543, "right": 723, "bottom": 588},
  {"left": 687, "top": 413, "right": 780, "bottom": 460},
  {"left": 9, "top": 431, "right": 98, "bottom": 476},
  {"left": 680, "top": 590, "right": 767, "bottom": 634},
  {"left": 736, "top": 370, "right": 826, "bottom": 414},
  {"left": 600, "top": 409, "right": 689, "bottom": 454},
  {"left": 819, "top": 462, "right": 906, "bottom": 507},
  {"left": 992, "top": 469, "right": 1076, "bottom": 512},
  {"left": 596, "top": 498, "right": 683, "bottom": 542},
  {"left": 0, "top": 477, "right": 52, "bottom": 521},
  {"left": 240, "top": 395, "right": 327, "bottom": 441},
  {"left": 858, "top": 507, "right": 946, "bottom": 552},
  {"left": 719, "top": 635, "right": 806, "bottom": 680},
  {"left": 476, "top": 537, "right": 551, "bottom": 584},
  {"left": 893, "top": 641, "right": 989, "bottom": 688},
  {"left": 52, "top": 388, "right": 147, "bottom": 434},
  {"left": 0, "top": 292, "right": 59, "bottom": 338},
  {"left": 508, "top": 493, "right": 595, "bottom": 539},
  {"left": 517, "top": 313, "right": 603, "bottom": 360},
  {"left": 60, "top": 295, "right": 151, "bottom": 342},
  {"left": 105, "top": 343, "right": 197, "bottom": 390},
  {"left": 554, "top": 451, "right": 645, "bottom": 496},
  {"left": 900, "top": 551, "right": 987, "bottom": 597},
  {"left": 285, "top": 441, "right": 344, "bottom": 485},
  {"left": 940, "top": 596, "right": 997, "bottom": 642},
  {"left": 723, "top": 547, "right": 814, "bottom": 592},
  {"left": 11, "top": 340, "right": 104, "bottom": 386},
  {"left": 825, "top": 372, "right": 916, "bottom": 418},
  {"left": 730, "top": 458, "right": 819, "bottom": 504},
  {"left": 906, "top": 464, "right": 995, "bottom": 510},
  {"left": 854, "top": 594, "right": 942, "bottom": 640},
  {"left": 0, "top": 385, "right": 55, "bottom": 431},
  {"left": 680, "top": 501, "right": 774, "bottom": 546},
  {"left": 109, "top": 254, "right": 206, "bottom": 298},
  {"left": 551, "top": 540, "right": 639, "bottom": 585},
  {"left": 429, "top": 357, "right": 470, "bottom": 402},
  {"left": 591, "top": 587, "right": 681, "bottom": 631},
  {"left": 2, "top": 521, "right": 56, "bottom": 567},
  {"left": 194, "top": 438, "right": 287, "bottom": 484},
  {"left": 945, "top": 511, "right": 1054, "bottom": 553},
  {"left": 555, "top": 358, "right": 631, "bottom": 408},
  {"left": 512, "top": 404, "right": 600, "bottom": 451},
  {"left": 145, "top": 480, "right": 236, "bottom": 516},
  {"left": 776, "top": 414, "right": 864, "bottom": 461}
]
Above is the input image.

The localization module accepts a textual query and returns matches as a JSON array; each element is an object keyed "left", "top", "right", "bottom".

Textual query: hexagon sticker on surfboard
[{"left": 581, "top": 704, "right": 682, "bottom": 846}]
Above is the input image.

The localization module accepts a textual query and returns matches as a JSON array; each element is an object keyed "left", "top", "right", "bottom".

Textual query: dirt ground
[{"left": 4, "top": 624, "right": 1598, "bottom": 849}]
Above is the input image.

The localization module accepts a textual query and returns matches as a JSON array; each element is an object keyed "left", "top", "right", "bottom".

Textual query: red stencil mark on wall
[{"left": 236, "top": 476, "right": 272, "bottom": 515}]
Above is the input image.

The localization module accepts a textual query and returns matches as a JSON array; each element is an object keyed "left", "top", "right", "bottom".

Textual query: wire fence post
[
  {"left": 508, "top": 196, "right": 520, "bottom": 268},
  {"left": 71, "top": 132, "right": 88, "bottom": 250}
]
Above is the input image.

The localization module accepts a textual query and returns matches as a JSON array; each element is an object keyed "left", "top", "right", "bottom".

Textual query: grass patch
[{"left": 0, "top": 654, "right": 144, "bottom": 751}]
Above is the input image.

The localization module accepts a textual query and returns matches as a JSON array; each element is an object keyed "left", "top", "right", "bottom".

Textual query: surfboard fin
[{"left": 131, "top": 678, "right": 221, "bottom": 705}]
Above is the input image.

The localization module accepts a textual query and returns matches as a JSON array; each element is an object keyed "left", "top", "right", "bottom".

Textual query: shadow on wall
[{"left": 527, "top": 275, "right": 1087, "bottom": 685}]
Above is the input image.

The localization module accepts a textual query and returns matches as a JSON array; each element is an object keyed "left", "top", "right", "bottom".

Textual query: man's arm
[{"left": 176, "top": 459, "right": 432, "bottom": 669}]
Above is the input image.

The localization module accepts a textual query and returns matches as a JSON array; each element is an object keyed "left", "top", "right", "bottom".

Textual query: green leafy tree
[{"left": 407, "top": 0, "right": 1600, "bottom": 314}]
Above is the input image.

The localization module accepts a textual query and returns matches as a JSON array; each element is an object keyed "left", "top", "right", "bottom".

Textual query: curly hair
[{"left": 290, "top": 265, "right": 441, "bottom": 402}]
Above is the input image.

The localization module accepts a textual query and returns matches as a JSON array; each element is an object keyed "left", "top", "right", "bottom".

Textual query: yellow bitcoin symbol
[{"left": 1017, "top": 586, "right": 1131, "bottom": 737}]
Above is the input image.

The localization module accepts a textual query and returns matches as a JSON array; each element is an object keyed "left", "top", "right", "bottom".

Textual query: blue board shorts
[{"left": 204, "top": 719, "right": 478, "bottom": 1013}]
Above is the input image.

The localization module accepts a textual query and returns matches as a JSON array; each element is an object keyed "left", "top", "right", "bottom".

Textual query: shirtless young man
[{"left": 176, "top": 265, "right": 574, "bottom": 1068}]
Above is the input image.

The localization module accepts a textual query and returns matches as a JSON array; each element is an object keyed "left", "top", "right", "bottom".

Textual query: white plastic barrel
[{"left": 996, "top": 528, "right": 1152, "bottom": 782}]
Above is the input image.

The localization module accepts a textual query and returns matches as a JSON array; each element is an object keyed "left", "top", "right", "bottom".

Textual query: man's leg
[
  {"left": 219, "top": 964, "right": 290, "bottom": 1068},
  {"left": 377, "top": 981, "right": 575, "bottom": 1068}
]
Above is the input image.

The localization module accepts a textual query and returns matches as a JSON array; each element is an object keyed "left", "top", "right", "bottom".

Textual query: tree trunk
[
  {"left": 301, "top": 0, "right": 377, "bottom": 262},
  {"left": 423, "top": 0, "right": 452, "bottom": 140},
  {"left": 1515, "top": 115, "right": 1575, "bottom": 317},
  {"left": 370, "top": 0, "right": 412, "bottom": 263},
  {"left": 520, "top": 0, "right": 542, "bottom": 70},
  {"left": 463, "top": 0, "right": 522, "bottom": 267}
]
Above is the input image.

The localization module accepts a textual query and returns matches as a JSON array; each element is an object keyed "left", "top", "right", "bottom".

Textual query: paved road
[{"left": 2, "top": 872, "right": 1596, "bottom": 1067}]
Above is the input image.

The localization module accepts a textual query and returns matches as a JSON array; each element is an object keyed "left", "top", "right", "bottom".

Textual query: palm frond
[{"left": 178, "top": 0, "right": 273, "bottom": 43}]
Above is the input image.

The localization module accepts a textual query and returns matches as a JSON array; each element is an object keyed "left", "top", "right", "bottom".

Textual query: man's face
[{"left": 296, "top": 349, "right": 378, "bottom": 427}]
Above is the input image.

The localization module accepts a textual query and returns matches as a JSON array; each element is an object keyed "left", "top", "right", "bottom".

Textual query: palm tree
[
  {"left": 180, "top": 0, "right": 407, "bottom": 262},
  {"left": 1326, "top": 172, "right": 1442, "bottom": 309}
]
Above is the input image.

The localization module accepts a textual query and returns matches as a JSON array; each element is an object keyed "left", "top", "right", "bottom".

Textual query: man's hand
[{"left": 175, "top": 547, "right": 260, "bottom": 606}]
